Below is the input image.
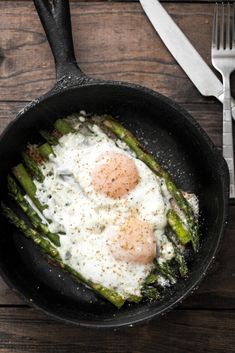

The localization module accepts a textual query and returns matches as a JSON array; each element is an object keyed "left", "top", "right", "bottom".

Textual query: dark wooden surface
[{"left": 0, "top": 1, "right": 235, "bottom": 352}]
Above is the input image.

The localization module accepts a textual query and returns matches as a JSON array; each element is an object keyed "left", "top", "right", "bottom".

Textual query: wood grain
[
  {"left": 0, "top": 278, "right": 22, "bottom": 305},
  {"left": 0, "top": 1, "right": 234, "bottom": 351},
  {"left": 0, "top": 2, "right": 225, "bottom": 103},
  {"left": 0, "top": 0, "right": 226, "bottom": 3},
  {"left": 0, "top": 308, "right": 234, "bottom": 353}
]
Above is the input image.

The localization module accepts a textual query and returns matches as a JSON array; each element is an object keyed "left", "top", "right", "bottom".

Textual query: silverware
[
  {"left": 139, "top": 0, "right": 235, "bottom": 120},
  {"left": 211, "top": 3, "right": 235, "bottom": 198}
]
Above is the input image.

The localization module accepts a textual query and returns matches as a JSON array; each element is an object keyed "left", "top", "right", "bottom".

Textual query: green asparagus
[
  {"left": 102, "top": 117, "right": 199, "bottom": 252},
  {"left": 141, "top": 286, "right": 160, "bottom": 301},
  {"left": 127, "top": 295, "right": 142, "bottom": 303},
  {"left": 92, "top": 283, "right": 126, "bottom": 308},
  {"left": 167, "top": 181, "right": 199, "bottom": 252},
  {"left": 8, "top": 176, "right": 60, "bottom": 246},
  {"left": 39, "top": 130, "right": 59, "bottom": 145},
  {"left": 144, "top": 273, "right": 159, "bottom": 285},
  {"left": 66, "top": 264, "right": 142, "bottom": 306},
  {"left": 156, "top": 260, "right": 177, "bottom": 283},
  {"left": 140, "top": 272, "right": 161, "bottom": 301},
  {"left": 38, "top": 143, "right": 54, "bottom": 159},
  {"left": 62, "top": 265, "right": 126, "bottom": 308},
  {"left": 174, "top": 248, "right": 188, "bottom": 278},
  {"left": 54, "top": 119, "right": 76, "bottom": 134},
  {"left": 1, "top": 202, "right": 60, "bottom": 259},
  {"left": 165, "top": 230, "right": 188, "bottom": 277},
  {"left": 12, "top": 164, "right": 44, "bottom": 213},
  {"left": 167, "top": 209, "right": 191, "bottom": 245},
  {"left": 22, "top": 152, "right": 44, "bottom": 182}
]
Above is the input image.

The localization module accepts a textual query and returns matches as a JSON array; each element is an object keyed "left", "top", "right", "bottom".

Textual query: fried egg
[{"left": 35, "top": 122, "right": 174, "bottom": 298}]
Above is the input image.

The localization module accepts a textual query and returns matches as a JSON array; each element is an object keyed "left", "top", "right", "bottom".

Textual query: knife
[{"left": 139, "top": 0, "right": 235, "bottom": 120}]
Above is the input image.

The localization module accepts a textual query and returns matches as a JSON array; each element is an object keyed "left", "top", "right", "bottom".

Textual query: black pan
[{"left": 0, "top": 0, "right": 229, "bottom": 328}]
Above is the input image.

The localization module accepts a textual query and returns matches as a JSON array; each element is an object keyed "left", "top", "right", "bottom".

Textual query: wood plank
[
  {"left": 0, "top": 278, "right": 22, "bottom": 305},
  {"left": 0, "top": 1, "right": 233, "bottom": 352},
  {"left": 0, "top": 0, "right": 226, "bottom": 3},
  {"left": 0, "top": 2, "right": 226, "bottom": 103},
  {"left": 0, "top": 308, "right": 234, "bottom": 353}
]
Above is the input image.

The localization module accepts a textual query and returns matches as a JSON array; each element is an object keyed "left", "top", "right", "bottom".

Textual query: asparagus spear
[
  {"left": 1, "top": 203, "right": 126, "bottom": 308},
  {"left": 102, "top": 117, "right": 199, "bottom": 252},
  {"left": 1, "top": 202, "right": 60, "bottom": 259},
  {"left": 22, "top": 152, "right": 44, "bottom": 182},
  {"left": 144, "top": 273, "right": 159, "bottom": 285},
  {"left": 8, "top": 176, "right": 60, "bottom": 246},
  {"left": 127, "top": 295, "right": 142, "bottom": 303},
  {"left": 12, "top": 164, "right": 44, "bottom": 213},
  {"left": 156, "top": 260, "right": 177, "bottom": 283},
  {"left": 140, "top": 272, "right": 161, "bottom": 300},
  {"left": 65, "top": 264, "right": 140, "bottom": 306},
  {"left": 92, "top": 282, "right": 125, "bottom": 308},
  {"left": 39, "top": 130, "right": 59, "bottom": 145},
  {"left": 167, "top": 209, "right": 191, "bottom": 245},
  {"left": 54, "top": 119, "right": 76, "bottom": 134},
  {"left": 141, "top": 286, "right": 160, "bottom": 301},
  {"left": 62, "top": 265, "right": 125, "bottom": 308},
  {"left": 167, "top": 182, "right": 199, "bottom": 252},
  {"left": 174, "top": 248, "right": 188, "bottom": 278},
  {"left": 38, "top": 143, "right": 54, "bottom": 159},
  {"left": 165, "top": 230, "right": 188, "bottom": 278}
]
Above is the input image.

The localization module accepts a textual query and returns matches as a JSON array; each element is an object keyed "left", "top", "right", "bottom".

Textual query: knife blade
[{"left": 139, "top": 0, "right": 235, "bottom": 120}]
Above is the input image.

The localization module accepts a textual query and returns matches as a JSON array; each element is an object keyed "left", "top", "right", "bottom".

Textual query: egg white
[{"left": 35, "top": 123, "right": 174, "bottom": 298}]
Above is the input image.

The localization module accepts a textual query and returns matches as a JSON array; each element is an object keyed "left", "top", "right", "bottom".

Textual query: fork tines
[{"left": 212, "top": 2, "right": 235, "bottom": 50}]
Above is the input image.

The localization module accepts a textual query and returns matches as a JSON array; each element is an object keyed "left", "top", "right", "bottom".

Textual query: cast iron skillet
[{"left": 0, "top": 0, "right": 229, "bottom": 327}]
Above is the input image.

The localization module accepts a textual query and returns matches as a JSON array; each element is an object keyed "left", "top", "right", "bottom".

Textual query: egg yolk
[
  {"left": 92, "top": 153, "right": 139, "bottom": 198},
  {"left": 109, "top": 217, "right": 157, "bottom": 264}
]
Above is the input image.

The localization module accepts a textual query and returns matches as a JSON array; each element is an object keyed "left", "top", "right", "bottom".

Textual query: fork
[{"left": 212, "top": 3, "right": 235, "bottom": 198}]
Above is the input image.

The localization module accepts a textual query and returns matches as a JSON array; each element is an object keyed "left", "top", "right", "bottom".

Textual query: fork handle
[{"left": 223, "top": 76, "right": 235, "bottom": 198}]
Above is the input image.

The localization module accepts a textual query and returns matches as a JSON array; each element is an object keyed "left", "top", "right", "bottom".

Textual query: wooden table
[{"left": 0, "top": 1, "right": 234, "bottom": 352}]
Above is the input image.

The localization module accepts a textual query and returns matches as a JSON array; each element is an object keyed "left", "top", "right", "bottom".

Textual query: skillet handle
[{"left": 33, "top": 0, "right": 88, "bottom": 84}]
